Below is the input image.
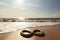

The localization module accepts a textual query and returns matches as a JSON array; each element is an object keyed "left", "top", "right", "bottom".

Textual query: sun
[
  {"left": 15, "top": 0, "right": 24, "bottom": 5},
  {"left": 12, "top": 0, "right": 26, "bottom": 10},
  {"left": 16, "top": 0, "right": 23, "bottom": 4}
]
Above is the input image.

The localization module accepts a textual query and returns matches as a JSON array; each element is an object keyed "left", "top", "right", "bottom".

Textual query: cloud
[
  {"left": 25, "top": 3, "right": 40, "bottom": 7},
  {"left": 0, "top": 2, "right": 7, "bottom": 6}
]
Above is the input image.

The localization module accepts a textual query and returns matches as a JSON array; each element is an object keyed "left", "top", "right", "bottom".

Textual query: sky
[{"left": 0, "top": 0, "right": 60, "bottom": 18}]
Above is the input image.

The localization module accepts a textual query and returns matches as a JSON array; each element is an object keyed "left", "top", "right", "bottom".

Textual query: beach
[{"left": 0, "top": 24, "right": 60, "bottom": 40}]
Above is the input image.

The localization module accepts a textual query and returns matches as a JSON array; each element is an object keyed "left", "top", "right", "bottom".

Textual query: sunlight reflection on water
[{"left": 0, "top": 22, "right": 59, "bottom": 33}]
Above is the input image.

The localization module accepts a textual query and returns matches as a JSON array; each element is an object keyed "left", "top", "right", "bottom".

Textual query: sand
[{"left": 0, "top": 24, "right": 60, "bottom": 40}]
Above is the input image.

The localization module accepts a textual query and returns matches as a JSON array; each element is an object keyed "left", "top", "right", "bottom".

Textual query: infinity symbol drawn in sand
[{"left": 20, "top": 30, "right": 45, "bottom": 38}]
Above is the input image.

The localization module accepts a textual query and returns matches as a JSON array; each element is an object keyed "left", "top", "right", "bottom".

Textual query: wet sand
[{"left": 0, "top": 24, "right": 60, "bottom": 40}]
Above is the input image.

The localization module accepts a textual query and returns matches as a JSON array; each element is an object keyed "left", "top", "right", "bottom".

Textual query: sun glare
[
  {"left": 12, "top": 0, "right": 26, "bottom": 10},
  {"left": 19, "top": 17, "right": 25, "bottom": 20},
  {"left": 15, "top": 0, "right": 24, "bottom": 5}
]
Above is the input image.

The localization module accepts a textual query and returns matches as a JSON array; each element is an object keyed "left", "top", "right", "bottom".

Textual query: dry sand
[{"left": 0, "top": 24, "right": 60, "bottom": 40}]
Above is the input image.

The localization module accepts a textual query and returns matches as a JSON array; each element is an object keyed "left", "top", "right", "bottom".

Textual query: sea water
[{"left": 0, "top": 22, "right": 60, "bottom": 34}]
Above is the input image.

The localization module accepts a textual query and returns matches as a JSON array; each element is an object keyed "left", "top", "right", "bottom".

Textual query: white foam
[{"left": 0, "top": 22, "right": 59, "bottom": 34}]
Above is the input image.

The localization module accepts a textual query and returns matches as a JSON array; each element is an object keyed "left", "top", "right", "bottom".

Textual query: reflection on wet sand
[{"left": 0, "top": 24, "right": 60, "bottom": 40}]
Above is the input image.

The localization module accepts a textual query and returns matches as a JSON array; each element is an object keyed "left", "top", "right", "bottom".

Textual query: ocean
[{"left": 0, "top": 22, "right": 60, "bottom": 34}]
